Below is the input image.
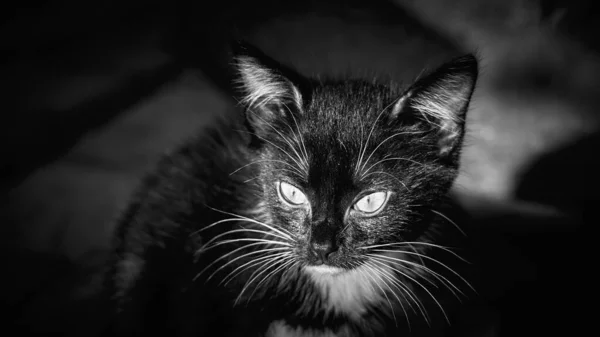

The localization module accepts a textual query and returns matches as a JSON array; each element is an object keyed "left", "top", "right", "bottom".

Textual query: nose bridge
[
  {"left": 307, "top": 151, "right": 346, "bottom": 262},
  {"left": 311, "top": 201, "right": 332, "bottom": 225},
  {"left": 309, "top": 203, "right": 341, "bottom": 253},
  {"left": 309, "top": 219, "right": 338, "bottom": 263},
  {"left": 310, "top": 218, "right": 336, "bottom": 242}
]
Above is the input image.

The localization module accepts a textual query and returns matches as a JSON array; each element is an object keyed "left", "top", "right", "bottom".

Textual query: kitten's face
[{"left": 234, "top": 44, "right": 477, "bottom": 277}]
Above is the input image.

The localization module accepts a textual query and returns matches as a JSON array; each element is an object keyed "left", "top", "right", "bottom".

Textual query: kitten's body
[{"left": 103, "top": 43, "right": 478, "bottom": 337}]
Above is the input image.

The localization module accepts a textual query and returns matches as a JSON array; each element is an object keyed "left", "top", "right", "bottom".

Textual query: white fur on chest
[
  {"left": 265, "top": 320, "right": 338, "bottom": 337},
  {"left": 304, "top": 264, "right": 384, "bottom": 318}
]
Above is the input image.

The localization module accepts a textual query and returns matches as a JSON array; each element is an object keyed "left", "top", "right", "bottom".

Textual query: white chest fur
[
  {"left": 303, "top": 265, "right": 384, "bottom": 318},
  {"left": 265, "top": 320, "right": 340, "bottom": 337}
]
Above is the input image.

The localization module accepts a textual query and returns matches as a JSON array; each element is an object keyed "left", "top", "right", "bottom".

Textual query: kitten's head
[{"left": 233, "top": 43, "right": 477, "bottom": 277}]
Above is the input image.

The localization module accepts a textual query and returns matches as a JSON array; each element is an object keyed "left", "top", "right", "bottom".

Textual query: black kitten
[{"left": 103, "top": 43, "right": 478, "bottom": 337}]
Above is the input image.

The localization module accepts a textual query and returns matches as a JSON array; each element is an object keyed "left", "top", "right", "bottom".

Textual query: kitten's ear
[
  {"left": 232, "top": 42, "right": 306, "bottom": 137},
  {"left": 391, "top": 54, "right": 478, "bottom": 159}
]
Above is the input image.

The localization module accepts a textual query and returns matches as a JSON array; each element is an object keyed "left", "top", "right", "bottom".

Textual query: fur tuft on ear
[
  {"left": 232, "top": 42, "right": 304, "bottom": 110},
  {"left": 391, "top": 54, "right": 478, "bottom": 157},
  {"left": 235, "top": 55, "right": 302, "bottom": 110},
  {"left": 232, "top": 42, "right": 305, "bottom": 140}
]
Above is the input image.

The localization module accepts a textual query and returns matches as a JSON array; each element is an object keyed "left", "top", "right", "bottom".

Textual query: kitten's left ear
[
  {"left": 391, "top": 54, "right": 478, "bottom": 159},
  {"left": 232, "top": 42, "right": 307, "bottom": 138}
]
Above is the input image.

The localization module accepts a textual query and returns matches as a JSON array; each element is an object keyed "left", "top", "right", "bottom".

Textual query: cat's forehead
[
  {"left": 308, "top": 81, "right": 396, "bottom": 114},
  {"left": 299, "top": 82, "right": 398, "bottom": 150}
]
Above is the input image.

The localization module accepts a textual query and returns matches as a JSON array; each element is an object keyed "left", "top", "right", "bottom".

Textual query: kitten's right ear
[
  {"left": 390, "top": 54, "right": 479, "bottom": 161},
  {"left": 232, "top": 42, "right": 306, "bottom": 139}
]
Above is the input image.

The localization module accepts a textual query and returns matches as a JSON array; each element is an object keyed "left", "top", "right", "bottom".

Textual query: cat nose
[{"left": 310, "top": 242, "right": 336, "bottom": 263}]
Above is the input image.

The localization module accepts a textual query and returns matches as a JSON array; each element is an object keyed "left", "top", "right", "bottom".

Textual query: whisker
[
  {"left": 200, "top": 229, "right": 292, "bottom": 250},
  {"left": 368, "top": 255, "right": 447, "bottom": 324},
  {"left": 366, "top": 260, "right": 419, "bottom": 316},
  {"left": 359, "top": 132, "right": 422, "bottom": 177},
  {"left": 359, "top": 242, "right": 468, "bottom": 263},
  {"left": 371, "top": 250, "right": 475, "bottom": 294},
  {"left": 369, "top": 253, "right": 465, "bottom": 299},
  {"left": 392, "top": 242, "right": 470, "bottom": 264},
  {"left": 191, "top": 218, "right": 242, "bottom": 235},
  {"left": 205, "top": 247, "right": 290, "bottom": 282},
  {"left": 281, "top": 103, "right": 310, "bottom": 169},
  {"left": 235, "top": 253, "right": 292, "bottom": 306},
  {"left": 260, "top": 110, "right": 309, "bottom": 173},
  {"left": 361, "top": 156, "right": 430, "bottom": 179},
  {"left": 221, "top": 252, "right": 293, "bottom": 286},
  {"left": 361, "top": 171, "right": 408, "bottom": 190},
  {"left": 247, "top": 255, "right": 296, "bottom": 302},
  {"left": 354, "top": 99, "right": 397, "bottom": 177},
  {"left": 431, "top": 209, "right": 466, "bottom": 237},
  {"left": 361, "top": 261, "right": 401, "bottom": 328},
  {"left": 354, "top": 120, "right": 366, "bottom": 177},
  {"left": 245, "top": 109, "right": 308, "bottom": 174},
  {"left": 406, "top": 243, "right": 426, "bottom": 268},
  {"left": 229, "top": 159, "right": 303, "bottom": 177},
  {"left": 403, "top": 243, "right": 461, "bottom": 297},
  {"left": 199, "top": 238, "right": 289, "bottom": 257},
  {"left": 243, "top": 176, "right": 260, "bottom": 184},
  {"left": 368, "top": 253, "right": 438, "bottom": 288},
  {"left": 194, "top": 245, "right": 290, "bottom": 282},
  {"left": 236, "top": 128, "right": 307, "bottom": 176},
  {"left": 200, "top": 207, "right": 295, "bottom": 240},
  {"left": 366, "top": 258, "right": 430, "bottom": 325}
]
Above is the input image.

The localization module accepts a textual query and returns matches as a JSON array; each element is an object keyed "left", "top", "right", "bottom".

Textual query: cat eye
[
  {"left": 278, "top": 181, "right": 308, "bottom": 206},
  {"left": 353, "top": 191, "right": 389, "bottom": 214}
]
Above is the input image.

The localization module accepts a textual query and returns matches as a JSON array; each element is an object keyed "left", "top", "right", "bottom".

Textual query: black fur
[{"left": 102, "top": 43, "right": 478, "bottom": 337}]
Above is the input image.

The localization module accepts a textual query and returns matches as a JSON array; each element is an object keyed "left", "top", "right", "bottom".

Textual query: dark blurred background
[{"left": 1, "top": 0, "right": 596, "bottom": 336}]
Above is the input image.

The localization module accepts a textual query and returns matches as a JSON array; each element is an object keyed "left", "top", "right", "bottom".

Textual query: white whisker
[
  {"left": 361, "top": 156, "right": 430, "bottom": 179},
  {"left": 359, "top": 132, "right": 422, "bottom": 177},
  {"left": 221, "top": 251, "right": 292, "bottom": 286},
  {"left": 235, "top": 253, "right": 292, "bottom": 306},
  {"left": 247, "top": 255, "right": 296, "bottom": 301},
  {"left": 359, "top": 242, "right": 468, "bottom": 263},
  {"left": 200, "top": 207, "right": 295, "bottom": 240},
  {"left": 361, "top": 261, "right": 400, "bottom": 328},
  {"left": 371, "top": 250, "right": 475, "bottom": 294},
  {"left": 237, "top": 127, "right": 307, "bottom": 177},
  {"left": 369, "top": 253, "right": 465, "bottom": 299},
  {"left": 281, "top": 103, "right": 310, "bottom": 170},
  {"left": 206, "top": 245, "right": 289, "bottom": 278},
  {"left": 243, "top": 176, "right": 260, "bottom": 184},
  {"left": 230, "top": 159, "right": 304, "bottom": 178},
  {"left": 366, "top": 260, "right": 419, "bottom": 315},
  {"left": 194, "top": 245, "right": 290, "bottom": 282},
  {"left": 431, "top": 209, "right": 466, "bottom": 237},
  {"left": 354, "top": 100, "right": 396, "bottom": 177},
  {"left": 200, "top": 229, "right": 292, "bottom": 250},
  {"left": 246, "top": 110, "right": 308, "bottom": 174},
  {"left": 368, "top": 255, "right": 447, "bottom": 324},
  {"left": 361, "top": 171, "right": 408, "bottom": 190},
  {"left": 366, "top": 258, "right": 430, "bottom": 325}
]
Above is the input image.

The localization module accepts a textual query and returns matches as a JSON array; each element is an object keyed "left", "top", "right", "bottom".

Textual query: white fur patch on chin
[
  {"left": 265, "top": 320, "right": 340, "bottom": 337},
  {"left": 304, "top": 265, "right": 345, "bottom": 276},
  {"left": 303, "top": 264, "right": 384, "bottom": 318}
]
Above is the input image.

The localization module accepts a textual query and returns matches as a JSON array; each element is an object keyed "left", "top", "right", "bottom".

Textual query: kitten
[{"left": 102, "top": 42, "right": 479, "bottom": 337}]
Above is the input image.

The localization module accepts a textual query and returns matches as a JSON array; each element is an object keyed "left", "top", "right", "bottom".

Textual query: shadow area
[
  {"left": 516, "top": 130, "right": 595, "bottom": 214},
  {"left": 486, "top": 130, "right": 595, "bottom": 336},
  {"left": 0, "top": 61, "right": 185, "bottom": 193}
]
